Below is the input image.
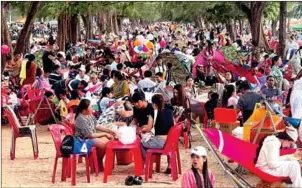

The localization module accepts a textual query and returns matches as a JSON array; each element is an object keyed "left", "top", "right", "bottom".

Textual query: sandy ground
[{"left": 1, "top": 124, "right": 260, "bottom": 188}]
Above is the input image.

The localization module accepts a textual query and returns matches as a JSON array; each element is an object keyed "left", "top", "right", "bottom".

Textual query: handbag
[
  {"left": 73, "top": 136, "right": 93, "bottom": 154},
  {"left": 61, "top": 135, "right": 93, "bottom": 155}
]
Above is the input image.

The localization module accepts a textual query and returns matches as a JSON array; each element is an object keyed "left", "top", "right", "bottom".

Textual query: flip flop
[
  {"left": 133, "top": 176, "right": 143, "bottom": 185},
  {"left": 125, "top": 175, "right": 134, "bottom": 186}
]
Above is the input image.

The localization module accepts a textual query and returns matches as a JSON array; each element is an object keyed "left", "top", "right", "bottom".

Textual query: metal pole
[{"left": 195, "top": 126, "right": 248, "bottom": 188}]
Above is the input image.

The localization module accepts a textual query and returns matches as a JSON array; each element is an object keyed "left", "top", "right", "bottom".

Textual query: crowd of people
[{"left": 2, "top": 21, "right": 302, "bottom": 187}]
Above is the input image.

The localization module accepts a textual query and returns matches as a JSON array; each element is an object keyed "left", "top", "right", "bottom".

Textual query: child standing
[{"left": 56, "top": 89, "right": 70, "bottom": 121}]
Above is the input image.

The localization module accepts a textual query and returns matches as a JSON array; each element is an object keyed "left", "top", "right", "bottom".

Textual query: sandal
[
  {"left": 125, "top": 175, "right": 135, "bottom": 186},
  {"left": 133, "top": 176, "right": 143, "bottom": 185}
]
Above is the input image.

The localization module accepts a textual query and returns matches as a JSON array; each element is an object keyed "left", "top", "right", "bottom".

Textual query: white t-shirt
[
  {"left": 228, "top": 95, "right": 239, "bottom": 108},
  {"left": 75, "top": 74, "right": 90, "bottom": 83}
]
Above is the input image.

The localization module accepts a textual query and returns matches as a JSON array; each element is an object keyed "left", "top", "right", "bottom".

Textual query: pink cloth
[
  {"left": 192, "top": 50, "right": 225, "bottom": 77},
  {"left": 181, "top": 169, "right": 215, "bottom": 188}
]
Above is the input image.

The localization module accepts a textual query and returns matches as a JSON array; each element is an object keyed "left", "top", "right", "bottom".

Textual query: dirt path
[{"left": 2, "top": 125, "right": 259, "bottom": 187}]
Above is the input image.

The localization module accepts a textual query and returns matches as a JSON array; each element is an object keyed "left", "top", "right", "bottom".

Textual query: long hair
[
  {"left": 254, "top": 130, "right": 294, "bottom": 164},
  {"left": 206, "top": 40, "right": 214, "bottom": 56},
  {"left": 75, "top": 99, "right": 91, "bottom": 119},
  {"left": 171, "top": 84, "right": 187, "bottom": 109},
  {"left": 271, "top": 56, "right": 280, "bottom": 68},
  {"left": 151, "top": 94, "right": 164, "bottom": 111},
  {"left": 222, "top": 85, "right": 235, "bottom": 107},
  {"left": 191, "top": 158, "right": 213, "bottom": 188}
]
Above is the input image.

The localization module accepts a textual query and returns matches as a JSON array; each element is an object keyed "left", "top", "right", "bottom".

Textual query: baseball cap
[{"left": 191, "top": 146, "right": 207, "bottom": 157}]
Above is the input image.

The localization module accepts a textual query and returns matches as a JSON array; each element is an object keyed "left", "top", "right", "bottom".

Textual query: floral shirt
[{"left": 271, "top": 65, "right": 283, "bottom": 81}]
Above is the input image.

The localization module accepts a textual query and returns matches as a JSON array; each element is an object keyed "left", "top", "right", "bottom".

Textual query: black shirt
[
  {"left": 153, "top": 104, "right": 174, "bottom": 136},
  {"left": 49, "top": 73, "right": 62, "bottom": 85},
  {"left": 42, "top": 51, "right": 54, "bottom": 73},
  {"left": 192, "top": 48, "right": 200, "bottom": 57},
  {"left": 133, "top": 103, "right": 154, "bottom": 127}
]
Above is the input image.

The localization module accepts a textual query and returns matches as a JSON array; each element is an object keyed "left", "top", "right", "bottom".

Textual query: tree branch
[{"left": 236, "top": 2, "right": 251, "bottom": 16}]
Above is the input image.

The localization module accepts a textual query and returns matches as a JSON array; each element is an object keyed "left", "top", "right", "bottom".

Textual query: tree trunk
[
  {"left": 226, "top": 20, "right": 236, "bottom": 42},
  {"left": 106, "top": 11, "right": 113, "bottom": 33},
  {"left": 1, "top": 2, "right": 12, "bottom": 74},
  {"left": 279, "top": 1, "right": 287, "bottom": 59},
  {"left": 70, "top": 15, "right": 78, "bottom": 45},
  {"left": 249, "top": 2, "right": 267, "bottom": 47},
  {"left": 81, "top": 9, "right": 93, "bottom": 41},
  {"left": 97, "top": 11, "right": 104, "bottom": 37},
  {"left": 261, "top": 24, "right": 270, "bottom": 49},
  {"left": 195, "top": 14, "right": 202, "bottom": 30},
  {"left": 238, "top": 2, "right": 266, "bottom": 47},
  {"left": 114, "top": 11, "right": 119, "bottom": 34},
  {"left": 271, "top": 19, "right": 277, "bottom": 37},
  {"left": 57, "top": 11, "right": 68, "bottom": 52},
  {"left": 287, "top": 18, "right": 291, "bottom": 33},
  {"left": 239, "top": 19, "right": 243, "bottom": 36},
  {"left": 15, "top": 2, "right": 41, "bottom": 54},
  {"left": 117, "top": 15, "right": 122, "bottom": 32}
]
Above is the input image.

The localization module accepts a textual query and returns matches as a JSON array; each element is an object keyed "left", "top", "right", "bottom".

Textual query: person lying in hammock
[{"left": 255, "top": 126, "right": 302, "bottom": 187}]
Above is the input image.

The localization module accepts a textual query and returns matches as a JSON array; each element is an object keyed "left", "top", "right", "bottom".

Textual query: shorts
[{"left": 88, "top": 138, "right": 97, "bottom": 145}]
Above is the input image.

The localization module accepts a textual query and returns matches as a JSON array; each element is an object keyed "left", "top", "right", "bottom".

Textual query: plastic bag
[{"left": 118, "top": 125, "right": 136, "bottom": 145}]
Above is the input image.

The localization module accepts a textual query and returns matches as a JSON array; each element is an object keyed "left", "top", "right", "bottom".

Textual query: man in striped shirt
[{"left": 49, "top": 65, "right": 62, "bottom": 85}]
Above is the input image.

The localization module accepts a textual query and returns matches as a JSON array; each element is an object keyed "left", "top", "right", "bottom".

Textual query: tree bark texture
[
  {"left": 195, "top": 14, "right": 203, "bottom": 30},
  {"left": 81, "top": 9, "right": 93, "bottom": 41},
  {"left": 239, "top": 19, "right": 243, "bottom": 36},
  {"left": 287, "top": 18, "right": 291, "bottom": 33},
  {"left": 15, "top": 1, "right": 41, "bottom": 55},
  {"left": 113, "top": 11, "right": 119, "bottom": 35},
  {"left": 238, "top": 2, "right": 267, "bottom": 47},
  {"left": 57, "top": 11, "right": 68, "bottom": 52},
  {"left": 1, "top": 2, "right": 12, "bottom": 74},
  {"left": 279, "top": 1, "right": 287, "bottom": 59},
  {"left": 70, "top": 15, "right": 78, "bottom": 45},
  {"left": 271, "top": 19, "right": 277, "bottom": 37},
  {"left": 106, "top": 11, "right": 113, "bottom": 33},
  {"left": 226, "top": 20, "right": 236, "bottom": 42}
]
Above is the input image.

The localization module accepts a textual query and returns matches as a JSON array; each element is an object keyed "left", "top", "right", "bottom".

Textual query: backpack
[{"left": 60, "top": 135, "right": 74, "bottom": 156}]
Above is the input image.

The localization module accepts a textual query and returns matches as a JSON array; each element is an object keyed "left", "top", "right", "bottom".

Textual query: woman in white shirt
[
  {"left": 222, "top": 85, "right": 239, "bottom": 109},
  {"left": 255, "top": 127, "right": 302, "bottom": 187}
]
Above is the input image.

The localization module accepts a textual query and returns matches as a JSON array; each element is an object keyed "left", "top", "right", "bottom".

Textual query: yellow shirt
[{"left": 59, "top": 99, "right": 69, "bottom": 117}]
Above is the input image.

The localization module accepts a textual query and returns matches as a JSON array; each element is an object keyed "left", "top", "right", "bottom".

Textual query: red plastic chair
[
  {"left": 182, "top": 119, "right": 191, "bottom": 149},
  {"left": 103, "top": 135, "right": 143, "bottom": 183},
  {"left": 203, "top": 128, "right": 295, "bottom": 184},
  {"left": 213, "top": 108, "right": 240, "bottom": 128},
  {"left": 145, "top": 122, "right": 183, "bottom": 182},
  {"left": 60, "top": 121, "right": 99, "bottom": 176},
  {"left": 48, "top": 124, "right": 73, "bottom": 183},
  {"left": 48, "top": 124, "right": 99, "bottom": 186},
  {"left": 3, "top": 105, "right": 38, "bottom": 160}
]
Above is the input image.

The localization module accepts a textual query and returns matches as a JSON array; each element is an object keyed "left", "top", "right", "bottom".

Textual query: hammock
[{"left": 197, "top": 127, "right": 296, "bottom": 187}]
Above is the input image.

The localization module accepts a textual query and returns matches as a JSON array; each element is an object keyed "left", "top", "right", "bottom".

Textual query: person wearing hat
[
  {"left": 75, "top": 65, "right": 90, "bottom": 83},
  {"left": 118, "top": 45, "right": 131, "bottom": 64},
  {"left": 255, "top": 126, "right": 302, "bottom": 187},
  {"left": 181, "top": 146, "right": 215, "bottom": 188}
]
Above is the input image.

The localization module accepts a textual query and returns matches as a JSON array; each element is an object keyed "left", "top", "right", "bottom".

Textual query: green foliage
[
  {"left": 288, "top": 2, "right": 302, "bottom": 19},
  {"left": 264, "top": 2, "right": 279, "bottom": 20}
]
